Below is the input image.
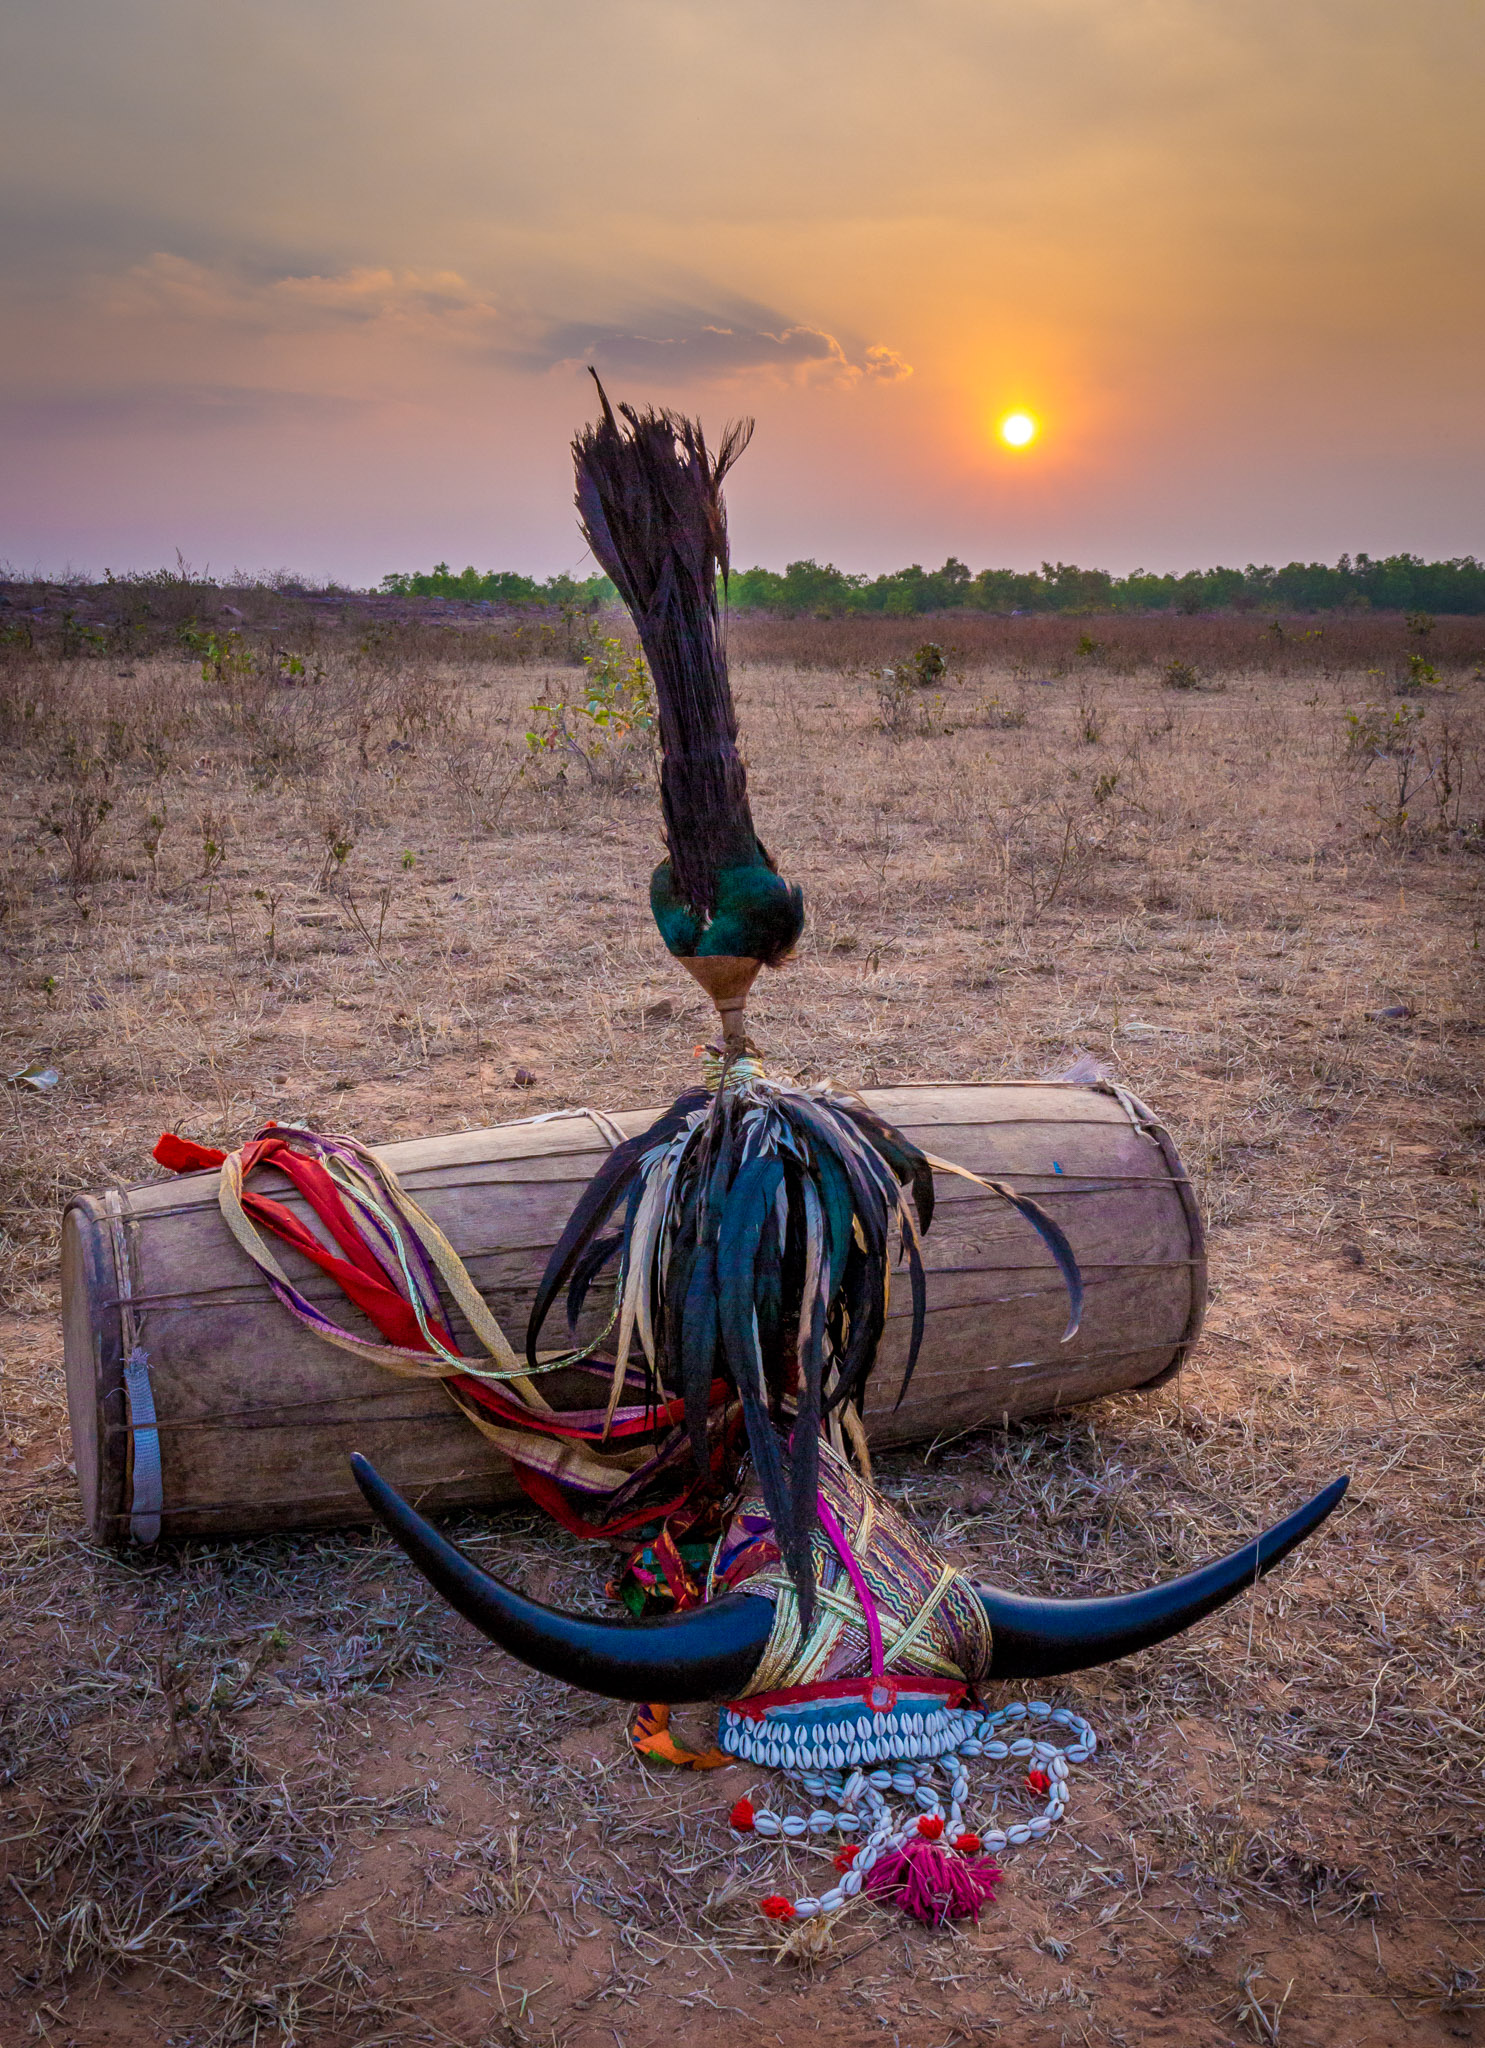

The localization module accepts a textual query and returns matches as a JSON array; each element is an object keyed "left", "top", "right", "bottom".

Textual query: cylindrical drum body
[{"left": 61, "top": 1083, "right": 1205, "bottom": 1544}]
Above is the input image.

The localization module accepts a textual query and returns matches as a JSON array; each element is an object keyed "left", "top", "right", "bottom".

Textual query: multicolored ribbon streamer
[{"left": 153, "top": 1123, "right": 739, "bottom": 1539}]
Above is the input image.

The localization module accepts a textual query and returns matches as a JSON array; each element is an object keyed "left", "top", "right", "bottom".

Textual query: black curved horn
[
  {"left": 348, "top": 1454, "right": 774, "bottom": 1703},
  {"left": 979, "top": 1475, "right": 1348, "bottom": 1680}
]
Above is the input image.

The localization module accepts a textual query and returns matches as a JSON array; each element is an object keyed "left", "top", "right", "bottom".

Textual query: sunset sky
[{"left": 3, "top": 1, "right": 1482, "bottom": 585}]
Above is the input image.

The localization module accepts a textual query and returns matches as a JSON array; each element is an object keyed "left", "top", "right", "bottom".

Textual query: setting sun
[{"left": 999, "top": 410, "right": 1039, "bottom": 448}]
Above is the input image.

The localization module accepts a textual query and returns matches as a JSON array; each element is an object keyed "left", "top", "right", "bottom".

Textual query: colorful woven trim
[{"left": 710, "top": 1445, "right": 993, "bottom": 1702}]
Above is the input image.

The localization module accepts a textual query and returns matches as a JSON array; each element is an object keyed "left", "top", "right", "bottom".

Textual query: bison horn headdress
[
  {"left": 351, "top": 1453, "right": 1347, "bottom": 1706},
  {"left": 351, "top": 379, "right": 1346, "bottom": 1925}
]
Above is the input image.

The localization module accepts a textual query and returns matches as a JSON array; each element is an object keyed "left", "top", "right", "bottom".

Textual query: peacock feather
[{"left": 573, "top": 374, "right": 803, "bottom": 990}]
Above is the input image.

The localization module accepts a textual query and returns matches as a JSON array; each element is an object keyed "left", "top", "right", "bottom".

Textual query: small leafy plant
[
  {"left": 525, "top": 636, "right": 656, "bottom": 786},
  {"left": 180, "top": 624, "right": 254, "bottom": 686},
  {"left": 1397, "top": 650, "right": 1439, "bottom": 694},
  {"left": 1340, "top": 701, "right": 1431, "bottom": 843},
  {"left": 40, "top": 743, "right": 112, "bottom": 895},
  {"left": 911, "top": 641, "right": 946, "bottom": 687}
]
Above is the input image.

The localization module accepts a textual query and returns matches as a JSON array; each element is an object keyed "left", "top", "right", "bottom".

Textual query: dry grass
[
  {"left": 725, "top": 607, "right": 1485, "bottom": 684},
  {"left": 1, "top": 616, "right": 1483, "bottom": 2046}
]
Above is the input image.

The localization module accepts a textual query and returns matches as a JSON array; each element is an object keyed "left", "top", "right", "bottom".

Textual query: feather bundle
[
  {"left": 573, "top": 375, "right": 802, "bottom": 963},
  {"left": 527, "top": 1072, "right": 1081, "bottom": 1621}
]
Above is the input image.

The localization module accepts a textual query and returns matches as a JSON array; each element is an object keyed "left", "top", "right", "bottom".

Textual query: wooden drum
[{"left": 61, "top": 1083, "right": 1205, "bottom": 1544}]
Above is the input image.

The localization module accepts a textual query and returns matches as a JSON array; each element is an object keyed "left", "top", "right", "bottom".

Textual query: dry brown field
[{"left": 1, "top": 601, "right": 1483, "bottom": 2048}]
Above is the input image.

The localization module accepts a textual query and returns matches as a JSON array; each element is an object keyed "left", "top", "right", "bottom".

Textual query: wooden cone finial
[{"left": 677, "top": 955, "right": 761, "bottom": 1057}]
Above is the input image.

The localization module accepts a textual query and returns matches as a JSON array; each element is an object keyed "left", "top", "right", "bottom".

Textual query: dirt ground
[{"left": 1, "top": 613, "right": 1482, "bottom": 2046}]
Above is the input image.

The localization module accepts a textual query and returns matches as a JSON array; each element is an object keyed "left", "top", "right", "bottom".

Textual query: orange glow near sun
[{"left": 999, "top": 410, "right": 1039, "bottom": 448}]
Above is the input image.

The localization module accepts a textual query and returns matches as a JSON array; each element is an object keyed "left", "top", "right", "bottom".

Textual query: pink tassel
[{"left": 864, "top": 1839, "right": 1003, "bottom": 1924}]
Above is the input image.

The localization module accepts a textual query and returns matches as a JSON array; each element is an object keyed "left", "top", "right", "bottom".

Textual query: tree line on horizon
[{"left": 381, "top": 550, "right": 1485, "bottom": 616}]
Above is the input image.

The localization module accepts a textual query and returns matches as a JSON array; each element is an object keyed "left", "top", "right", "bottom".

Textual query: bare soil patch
[{"left": 1, "top": 624, "right": 1482, "bottom": 2046}]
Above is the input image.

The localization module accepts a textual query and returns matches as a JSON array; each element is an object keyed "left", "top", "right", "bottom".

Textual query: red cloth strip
[
  {"left": 154, "top": 1133, "right": 227, "bottom": 1173},
  {"left": 157, "top": 1129, "right": 449, "bottom": 1356},
  {"left": 512, "top": 1462, "right": 704, "bottom": 1540},
  {"left": 454, "top": 1371, "right": 729, "bottom": 1445},
  {"left": 726, "top": 1676, "right": 966, "bottom": 1718}
]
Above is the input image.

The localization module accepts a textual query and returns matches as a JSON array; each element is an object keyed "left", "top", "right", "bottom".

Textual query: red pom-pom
[
  {"left": 916, "top": 1814, "right": 945, "bottom": 1840},
  {"left": 1026, "top": 1768, "right": 1050, "bottom": 1795},
  {"left": 729, "top": 1799, "right": 755, "bottom": 1831},
  {"left": 954, "top": 1831, "right": 982, "bottom": 1854},
  {"left": 833, "top": 1845, "right": 859, "bottom": 1872},
  {"left": 760, "top": 1894, "right": 796, "bottom": 1921}
]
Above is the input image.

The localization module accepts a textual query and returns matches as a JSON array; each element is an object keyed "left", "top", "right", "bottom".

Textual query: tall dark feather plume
[{"left": 572, "top": 371, "right": 761, "bottom": 922}]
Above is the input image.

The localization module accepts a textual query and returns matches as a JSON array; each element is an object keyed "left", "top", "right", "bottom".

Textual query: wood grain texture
[{"left": 61, "top": 1083, "right": 1204, "bottom": 1542}]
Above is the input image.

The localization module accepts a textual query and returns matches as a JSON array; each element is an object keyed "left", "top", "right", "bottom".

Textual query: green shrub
[{"left": 525, "top": 637, "right": 656, "bottom": 785}]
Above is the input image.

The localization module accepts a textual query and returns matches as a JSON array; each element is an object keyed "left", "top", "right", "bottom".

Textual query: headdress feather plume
[{"left": 573, "top": 372, "right": 801, "bottom": 969}]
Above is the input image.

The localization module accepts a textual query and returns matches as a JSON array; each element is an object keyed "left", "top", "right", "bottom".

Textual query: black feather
[
  {"left": 989, "top": 1181, "right": 1085, "bottom": 1341},
  {"left": 679, "top": 1238, "right": 720, "bottom": 1474},
  {"left": 522, "top": 1075, "right": 952, "bottom": 1620},
  {"left": 525, "top": 1091, "right": 707, "bottom": 1366},
  {"left": 835, "top": 1098, "right": 935, "bottom": 1234},
  {"left": 564, "top": 1231, "right": 623, "bottom": 1334},
  {"left": 573, "top": 376, "right": 761, "bottom": 926}
]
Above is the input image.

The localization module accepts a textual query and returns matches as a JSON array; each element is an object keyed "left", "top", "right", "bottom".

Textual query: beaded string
[{"left": 729, "top": 1701, "right": 1097, "bottom": 1920}]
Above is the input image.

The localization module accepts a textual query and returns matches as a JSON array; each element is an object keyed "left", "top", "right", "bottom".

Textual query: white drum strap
[
  {"left": 122, "top": 1346, "right": 163, "bottom": 1545},
  {"left": 504, "top": 1106, "right": 627, "bottom": 1151},
  {"left": 1100, "top": 1079, "right": 1161, "bottom": 1142}
]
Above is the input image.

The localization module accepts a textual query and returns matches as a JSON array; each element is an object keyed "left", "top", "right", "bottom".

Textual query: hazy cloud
[
  {"left": 533, "top": 306, "right": 912, "bottom": 387},
  {"left": 101, "top": 254, "right": 506, "bottom": 340},
  {"left": 65, "top": 258, "right": 913, "bottom": 391},
  {"left": 2, "top": 0, "right": 1481, "bottom": 577},
  {"left": 1, "top": 383, "right": 365, "bottom": 439}
]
